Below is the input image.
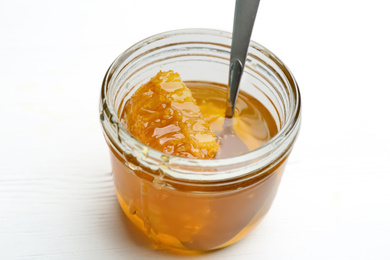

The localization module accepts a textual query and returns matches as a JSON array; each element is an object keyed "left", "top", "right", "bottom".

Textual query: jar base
[{"left": 115, "top": 188, "right": 272, "bottom": 253}]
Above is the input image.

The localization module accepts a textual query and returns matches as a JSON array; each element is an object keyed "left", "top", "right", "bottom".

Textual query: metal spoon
[{"left": 215, "top": 0, "right": 260, "bottom": 158}]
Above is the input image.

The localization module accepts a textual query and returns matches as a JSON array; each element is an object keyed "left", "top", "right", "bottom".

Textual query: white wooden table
[{"left": 1, "top": 0, "right": 390, "bottom": 259}]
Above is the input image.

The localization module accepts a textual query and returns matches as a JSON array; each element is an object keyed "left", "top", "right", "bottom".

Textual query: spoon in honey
[{"left": 215, "top": 0, "right": 261, "bottom": 158}]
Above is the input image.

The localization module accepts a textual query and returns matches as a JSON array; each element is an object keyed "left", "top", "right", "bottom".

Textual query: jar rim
[{"left": 100, "top": 28, "right": 301, "bottom": 182}]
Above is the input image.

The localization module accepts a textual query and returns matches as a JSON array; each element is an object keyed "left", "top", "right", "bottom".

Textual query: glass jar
[{"left": 99, "top": 29, "right": 301, "bottom": 252}]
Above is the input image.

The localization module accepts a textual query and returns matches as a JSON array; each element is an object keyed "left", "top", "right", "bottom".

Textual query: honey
[
  {"left": 111, "top": 77, "right": 281, "bottom": 251},
  {"left": 188, "top": 81, "right": 278, "bottom": 158}
]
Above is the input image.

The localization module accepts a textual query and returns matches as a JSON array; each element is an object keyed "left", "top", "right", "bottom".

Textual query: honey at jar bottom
[{"left": 111, "top": 82, "right": 286, "bottom": 251}]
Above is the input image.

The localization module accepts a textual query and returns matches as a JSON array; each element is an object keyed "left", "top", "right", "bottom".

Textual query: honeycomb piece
[{"left": 122, "top": 71, "right": 219, "bottom": 159}]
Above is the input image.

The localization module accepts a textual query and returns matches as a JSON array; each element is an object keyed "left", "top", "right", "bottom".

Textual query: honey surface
[{"left": 188, "top": 81, "right": 278, "bottom": 157}]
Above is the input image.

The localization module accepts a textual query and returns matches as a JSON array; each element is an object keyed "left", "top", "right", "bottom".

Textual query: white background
[{"left": 1, "top": 0, "right": 390, "bottom": 259}]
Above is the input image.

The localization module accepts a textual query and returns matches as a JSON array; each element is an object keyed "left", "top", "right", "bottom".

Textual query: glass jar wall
[{"left": 100, "top": 29, "right": 301, "bottom": 252}]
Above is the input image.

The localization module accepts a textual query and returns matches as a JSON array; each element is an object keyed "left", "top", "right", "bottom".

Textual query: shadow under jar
[{"left": 99, "top": 29, "right": 301, "bottom": 252}]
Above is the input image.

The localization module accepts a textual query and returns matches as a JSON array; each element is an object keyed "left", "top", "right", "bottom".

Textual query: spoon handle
[{"left": 227, "top": 0, "right": 260, "bottom": 117}]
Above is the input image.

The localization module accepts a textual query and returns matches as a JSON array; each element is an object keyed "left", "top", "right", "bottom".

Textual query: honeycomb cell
[{"left": 122, "top": 71, "right": 219, "bottom": 159}]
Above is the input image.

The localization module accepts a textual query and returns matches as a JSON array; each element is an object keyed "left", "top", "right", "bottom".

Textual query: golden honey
[{"left": 110, "top": 78, "right": 282, "bottom": 251}]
